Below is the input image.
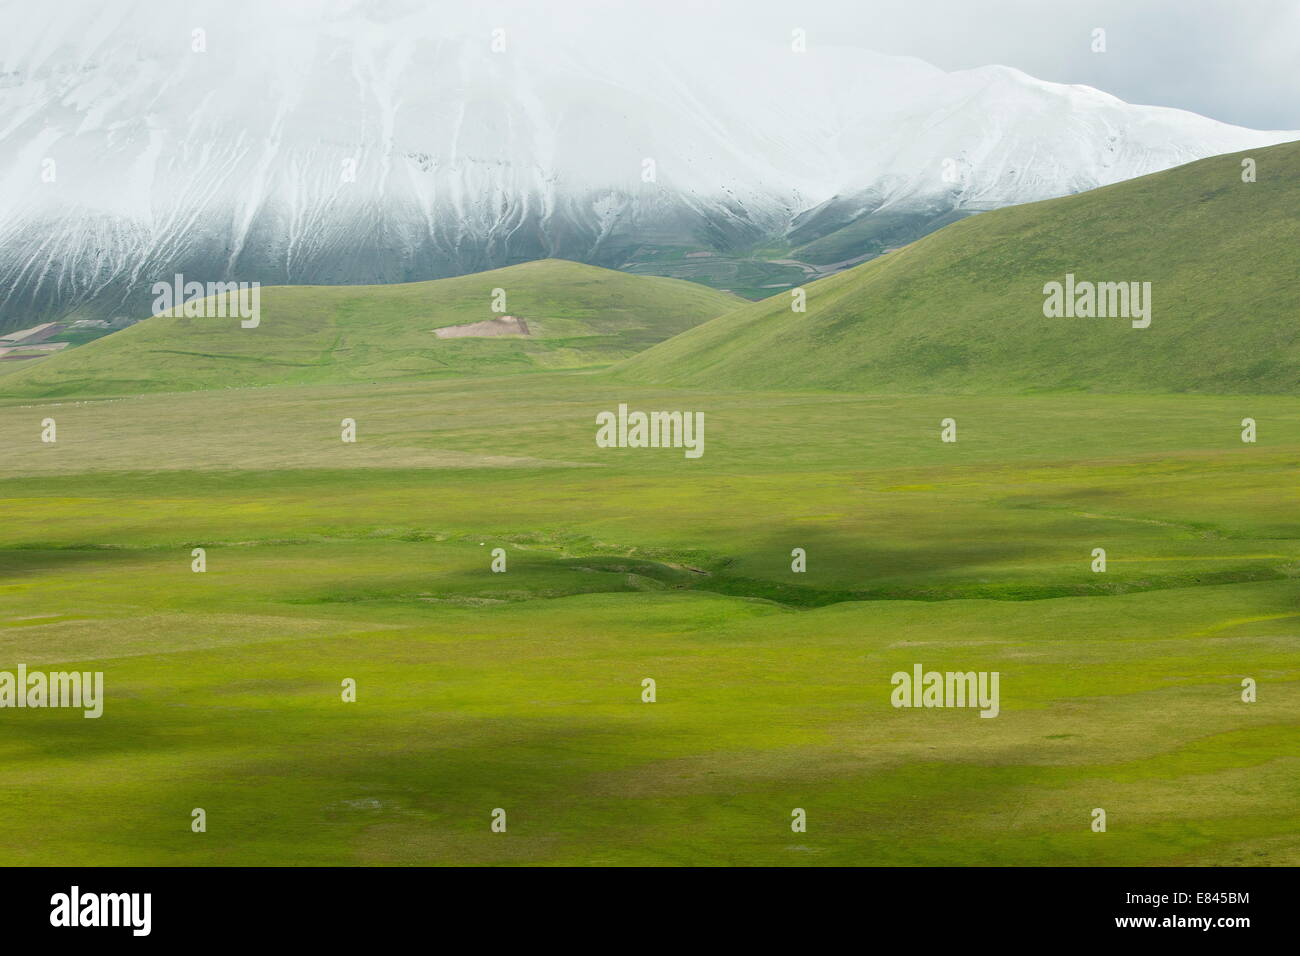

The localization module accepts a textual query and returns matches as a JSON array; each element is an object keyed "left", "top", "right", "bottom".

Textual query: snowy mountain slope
[
  {"left": 0, "top": 0, "right": 1294, "bottom": 327},
  {"left": 785, "top": 61, "right": 1300, "bottom": 261}
]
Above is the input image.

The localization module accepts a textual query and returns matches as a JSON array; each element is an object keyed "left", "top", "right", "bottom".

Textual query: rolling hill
[
  {"left": 0, "top": 260, "right": 740, "bottom": 397},
  {"left": 617, "top": 140, "right": 1300, "bottom": 394}
]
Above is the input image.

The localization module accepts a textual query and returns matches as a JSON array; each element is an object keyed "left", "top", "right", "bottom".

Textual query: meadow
[{"left": 1, "top": 375, "right": 1296, "bottom": 865}]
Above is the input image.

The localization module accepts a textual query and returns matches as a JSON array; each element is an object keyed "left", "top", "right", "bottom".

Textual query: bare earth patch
[{"left": 433, "top": 316, "right": 531, "bottom": 339}]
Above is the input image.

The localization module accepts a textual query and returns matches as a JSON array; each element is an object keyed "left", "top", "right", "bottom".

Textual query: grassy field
[{"left": 1, "top": 375, "right": 1296, "bottom": 865}]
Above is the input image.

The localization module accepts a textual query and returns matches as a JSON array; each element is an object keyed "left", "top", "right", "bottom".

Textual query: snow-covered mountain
[{"left": 0, "top": 0, "right": 1294, "bottom": 327}]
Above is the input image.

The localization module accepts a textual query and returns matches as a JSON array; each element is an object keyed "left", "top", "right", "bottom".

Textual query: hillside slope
[
  {"left": 617, "top": 141, "right": 1300, "bottom": 394},
  {"left": 0, "top": 260, "right": 740, "bottom": 397}
]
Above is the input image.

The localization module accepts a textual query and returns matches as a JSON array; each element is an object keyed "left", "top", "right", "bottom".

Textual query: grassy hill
[
  {"left": 617, "top": 140, "right": 1300, "bottom": 394},
  {"left": 0, "top": 259, "right": 740, "bottom": 397}
]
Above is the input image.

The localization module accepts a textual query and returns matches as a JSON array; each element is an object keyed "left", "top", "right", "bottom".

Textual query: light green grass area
[
  {"left": 0, "top": 260, "right": 740, "bottom": 398},
  {"left": 619, "top": 140, "right": 1300, "bottom": 394},
  {"left": 1, "top": 377, "right": 1296, "bottom": 865}
]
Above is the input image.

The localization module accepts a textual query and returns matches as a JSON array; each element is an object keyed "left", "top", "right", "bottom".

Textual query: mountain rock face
[{"left": 0, "top": 0, "right": 1294, "bottom": 328}]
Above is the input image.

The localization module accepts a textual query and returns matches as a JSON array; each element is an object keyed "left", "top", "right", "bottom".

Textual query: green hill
[
  {"left": 0, "top": 259, "right": 740, "bottom": 397},
  {"left": 617, "top": 140, "right": 1300, "bottom": 394}
]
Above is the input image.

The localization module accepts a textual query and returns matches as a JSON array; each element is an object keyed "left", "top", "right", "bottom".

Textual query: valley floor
[{"left": 0, "top": 375, "right": 1296, "bottom": 865}]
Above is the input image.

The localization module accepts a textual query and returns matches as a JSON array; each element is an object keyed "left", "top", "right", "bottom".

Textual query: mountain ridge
[{"left": 0, "top": 0, "right": 1295, "bottom": 328}]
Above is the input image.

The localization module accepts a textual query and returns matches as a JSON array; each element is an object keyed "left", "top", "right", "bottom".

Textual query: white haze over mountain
[{"left": 0, "top": 0, "right": 1295, "bottom": 326}]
